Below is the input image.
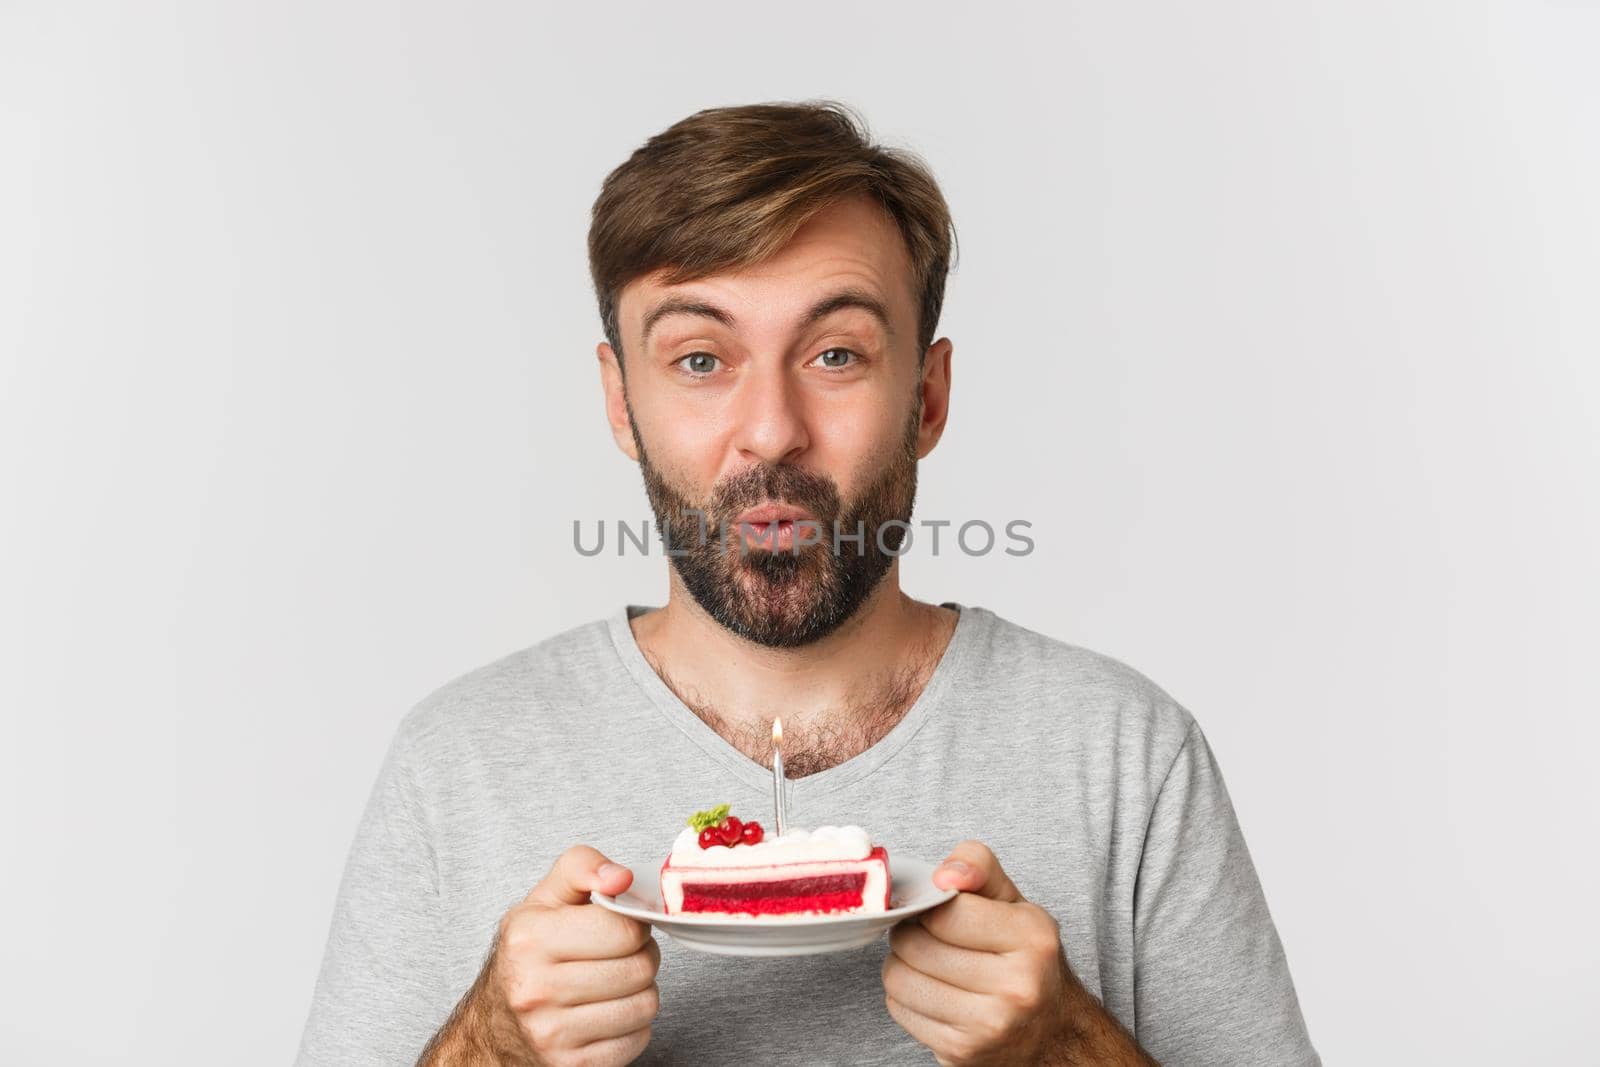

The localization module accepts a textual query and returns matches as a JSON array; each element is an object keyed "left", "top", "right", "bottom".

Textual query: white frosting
[{"left": 668, "top": 824, "right": 873, "bottom": 867}]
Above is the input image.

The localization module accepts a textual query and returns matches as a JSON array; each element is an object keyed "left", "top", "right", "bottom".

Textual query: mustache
[{"left": 707, "top": 463, "right": 842, "bottom": 519}]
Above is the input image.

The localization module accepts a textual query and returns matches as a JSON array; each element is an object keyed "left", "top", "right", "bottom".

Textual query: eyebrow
[{"left": 639, "top": 286, "right": 897, "bottom": 349}]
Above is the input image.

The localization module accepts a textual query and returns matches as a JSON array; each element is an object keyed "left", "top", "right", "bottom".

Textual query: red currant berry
[
  {"left": 718, "top": 815, "right": 743, "bottom": 847},
  {"left": 697, "top": 827, "right": 720, "bottom": 849},
  {"left": 741, "top": 821, "right": 764, "bottom": 845}
]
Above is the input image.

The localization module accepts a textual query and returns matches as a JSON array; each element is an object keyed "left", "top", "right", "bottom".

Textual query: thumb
[
  {"left": 528, "top": 844, "right": 634, "bottom": 907},
  {"left": 931, "top": 839, "right": 1022, "bottom": 902}
]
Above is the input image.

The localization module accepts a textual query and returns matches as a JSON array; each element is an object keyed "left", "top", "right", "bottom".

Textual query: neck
[{"left": 629, "top": 562, "right": 957, "bottom": 758}]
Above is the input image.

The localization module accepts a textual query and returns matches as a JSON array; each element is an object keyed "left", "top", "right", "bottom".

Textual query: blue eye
[
  {"left": 677, "top": 352, "right": 720, "bottom": 375},
  {"left": 815, "top": 347, "right": 857, "bottom": 368}
]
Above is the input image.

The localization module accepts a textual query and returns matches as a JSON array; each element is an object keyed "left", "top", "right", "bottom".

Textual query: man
[{"left": 298, "top": 102, "right": 1318, "bottom": 1066}]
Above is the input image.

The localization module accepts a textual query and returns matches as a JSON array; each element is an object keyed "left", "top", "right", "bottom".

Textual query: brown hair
[{"left": 587, "top": 101, "right": 957, "bottom": 369}]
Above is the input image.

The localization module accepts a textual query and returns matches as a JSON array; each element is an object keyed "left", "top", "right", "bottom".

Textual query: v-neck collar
[{"left": 605, "top": 600, "right": 987, "bottom": 800}]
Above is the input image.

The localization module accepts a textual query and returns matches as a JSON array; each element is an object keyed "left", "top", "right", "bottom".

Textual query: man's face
[{"left": 597, "top": 195, "right": 952, "bottom": 647}]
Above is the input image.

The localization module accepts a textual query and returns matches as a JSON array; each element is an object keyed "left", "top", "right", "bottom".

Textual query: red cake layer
[
  {"left": 683, "top": 888, "right": 864, "bottom": 915},
  {"left": 681, "top": 872, "right": 868, "bottom": 915}
]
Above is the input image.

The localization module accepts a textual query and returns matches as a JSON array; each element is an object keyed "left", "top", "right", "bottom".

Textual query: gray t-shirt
[{"left": 297, "top": 603, "right": 1318, "bottom": 1066}]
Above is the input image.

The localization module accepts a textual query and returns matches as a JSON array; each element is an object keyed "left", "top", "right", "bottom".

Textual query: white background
[{"left": 4, "top": 2, "right": 1597, "bottom": 1063}]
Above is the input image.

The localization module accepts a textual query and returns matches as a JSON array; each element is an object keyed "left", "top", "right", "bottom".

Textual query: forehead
[{"left": 617, "top": 195, "right": 917, "bottom": 338}]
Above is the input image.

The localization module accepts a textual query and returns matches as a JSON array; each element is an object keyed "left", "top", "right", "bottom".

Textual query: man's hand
[
  {"left": 882, "top": 840, "right": 1156, "bottom": 1067},
  {"left": 420, "top": 845, "right": 660, "bottom": 1067}
]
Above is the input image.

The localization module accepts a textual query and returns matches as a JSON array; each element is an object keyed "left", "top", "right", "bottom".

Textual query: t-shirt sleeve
[
  {"left": 1131, "top": 718, "right": 1320, "bottom": 1066},
  {"left": 296, "top": 728, "right": 455, "bottom": 1066}
]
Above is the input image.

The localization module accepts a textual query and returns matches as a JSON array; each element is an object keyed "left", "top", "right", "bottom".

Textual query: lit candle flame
[{"left": 773, "top": 717, "right": 783, "bottom": 745}]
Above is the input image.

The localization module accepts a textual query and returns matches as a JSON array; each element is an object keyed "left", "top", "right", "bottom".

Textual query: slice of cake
[{"left": 660, "top": 804, "right": 891, "bottom": 918}]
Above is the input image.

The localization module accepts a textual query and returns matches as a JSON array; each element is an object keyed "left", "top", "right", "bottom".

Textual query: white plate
[{"left": 591, "top": 854, "right": 957, "bottom": 957}]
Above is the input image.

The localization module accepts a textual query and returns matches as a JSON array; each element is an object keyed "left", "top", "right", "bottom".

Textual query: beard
[{"left": 632, "top": 402, "right": 921, "bottom": 648}]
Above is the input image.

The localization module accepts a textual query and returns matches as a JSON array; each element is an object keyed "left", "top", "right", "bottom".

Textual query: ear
[
  {"left": 597, "top": 342, "right": 641, "bottom": 462},
  {"left": 914, "top": 337, "right": 953, "bottom": 459}
]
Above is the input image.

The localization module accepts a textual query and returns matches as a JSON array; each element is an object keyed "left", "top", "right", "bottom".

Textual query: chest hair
[{"left": 640, "top": 644, "right": 942, "bottom": 779}]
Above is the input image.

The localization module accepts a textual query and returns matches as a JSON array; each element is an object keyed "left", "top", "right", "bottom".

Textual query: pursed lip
[{"left": 733, "top": 503, "right": 817, "bottom": 527}]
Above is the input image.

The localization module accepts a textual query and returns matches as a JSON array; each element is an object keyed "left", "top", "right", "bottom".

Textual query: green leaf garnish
[{"left": 687, "top": 803, "right": 731, "bottom": 832}]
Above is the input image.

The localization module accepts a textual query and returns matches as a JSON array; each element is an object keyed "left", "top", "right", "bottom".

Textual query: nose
[{"left": 730, "top": 361, "right": 810, "bottom": 466}]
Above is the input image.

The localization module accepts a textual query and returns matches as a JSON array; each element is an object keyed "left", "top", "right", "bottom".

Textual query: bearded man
[{"left": 298, "top": 101, "right": 1319, "bottom": 1067}]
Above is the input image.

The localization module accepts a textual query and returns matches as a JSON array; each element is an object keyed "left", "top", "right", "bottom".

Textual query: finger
[
  {"left": 889, "top": 921, "right": 1009, "bottom": 994},
  {"left": 547, "top": 940, "right": 660, "bottom": 1005},
  {"left": 881, "top": 951, "right": 993, "bottom": 1027},
  {"left": 931, "top": 840, "right": 1021, "bottom": 902},
  {"left": 538, "top": 984, "right": 659, "bottom": 1048},
  {"left": 917, "top": 892, "right": 1024, "bottom": 954},
  {"left": 570, "top": 1026, "right": 652, "bottom": 1067},
  {"left": 885, "top": 994, "right": 968, "bottom": 1062},
  {"left": 522, "top": 905, "right": 653, "bottom": 963},
  {"left": 528, "top": 845, "right": 635, "bottom": 908}
]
